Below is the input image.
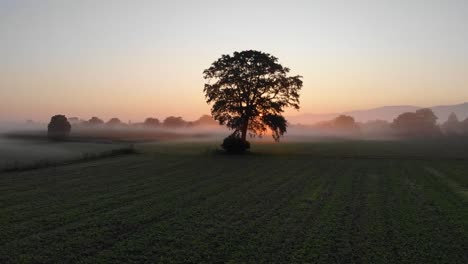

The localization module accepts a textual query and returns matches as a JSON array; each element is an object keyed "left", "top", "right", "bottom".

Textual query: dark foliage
[
  {"left": 106, "top": 118, "right": 124, "bottom": 127},
  {"left": 191, "top": 115, "right": 218, "bottom": 127},
  {"left": 392, "top": 108, "right": 441, "bottom": 137},
  {"left": 163, "top": 116, "right": 187, "bottom": 128},
  {"left": 47, "top": 115, "right": 71, "bottom": 140},
  {"left": 144, "top": 117, "right": 160, "bottom": 127},
  {"left": 203, "top": 50, "right": 302, "bottom": 142},
  {"left": 442, "top": 112, "right": 462, "bottom": 135},
  {"left": 333, "top": 115, "right": 359, "bottom": 131},
  {"left": 88, "top": 117, "right": 104, "bottom": 126},
  {"left": 221, "top": 134, "right": 250, "bottom": 154}
]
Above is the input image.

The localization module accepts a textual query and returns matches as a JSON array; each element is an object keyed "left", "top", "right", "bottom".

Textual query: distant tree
[
  {"left": 442, "top": 112, "right": 461, "bottom": 136},
  {"left": 144, "top": 117, "right": 160, "bottom": 127},
  {"left": 192, "top": 115, "right": 218, "bottom": 127},
  {"left": 415, "top": 108, "right": 438, "bottom": 128},
  {"left": 106, "top": 118, "right": 123, "bottom": 127},
  {"left": 88, "top": 117, "right": 104, "bottom": 126},
  {"left": 392, "top": 108, "right": 440, "bottom": 137},
  {"left": 47, "top": 115, "right": 71, "bottom": 140},
  {"left": 333, "top": 115, "right": 359, "bottom": 131},
  {"left": 203, "top": 50, "right": 302, "bottom": 147},
  {"left": 163, "top": 116, "right": 187, "bottom": 128}
]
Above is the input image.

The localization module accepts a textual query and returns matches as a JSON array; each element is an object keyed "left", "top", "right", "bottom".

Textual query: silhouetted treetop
[
  {"left": 442, "top": 112, "right": 461, "bottom": 135},
  {"left": 333, "top": 115, "right": 358, "bottom": 130},
  {"left": 106, "top": 118, "right": 123, "bottom": 126},
  {"left": 203, "top": 50, "right": 302, "bottom": 142},
  {"left": 392, "top": 108, "right": 440, "bottom": 137},
  {"left": 88, "top": 117, "right": 104, "bottom": 126},
  {"left": 163, "top": 116, "right": 187, "bottom": 128},
  {"left": 48, "top": 114, "right": 71, "bottom": 140},
  {"left": 193, "top": 115, "right": 218, "bottom": 126},
  {"left": 144, "top": 117, "right": 160, "bottom": 127}
]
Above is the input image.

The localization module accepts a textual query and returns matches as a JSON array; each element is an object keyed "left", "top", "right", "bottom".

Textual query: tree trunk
[{"left": 241, "top": 120, "right": 248, "bottom": 141}]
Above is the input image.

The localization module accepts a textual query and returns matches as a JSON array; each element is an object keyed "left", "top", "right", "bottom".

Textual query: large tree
[{"left": 203, "top": 50, "right": 302, "bottom": 142}]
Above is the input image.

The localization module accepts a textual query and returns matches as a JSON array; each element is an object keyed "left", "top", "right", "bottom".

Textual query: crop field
[
  {"left": 1, "top": 140, "right": 467, "bottom": 263},
  {"left": 0, "top": 137, "right": 132, "bottom": 171}
]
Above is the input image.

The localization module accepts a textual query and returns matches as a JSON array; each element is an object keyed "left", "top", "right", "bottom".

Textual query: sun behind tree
[{"left": 203, "top": 50, "right": 302, "bottom": 152}]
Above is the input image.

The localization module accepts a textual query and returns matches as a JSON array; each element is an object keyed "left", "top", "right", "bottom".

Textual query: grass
[
  {"left": 0, "top": 140, "right": 467, "bottom": 263},
  {"left": 0, "top": 137, "right": 133, "bottom": 170},
  {"left": 1, "top": 146, "right": 136, "bottom": 172}
]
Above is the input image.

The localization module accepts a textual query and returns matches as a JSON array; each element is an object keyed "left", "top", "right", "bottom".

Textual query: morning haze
[{"left": 1, "top": 1, "right": 468, "bottom": 263}]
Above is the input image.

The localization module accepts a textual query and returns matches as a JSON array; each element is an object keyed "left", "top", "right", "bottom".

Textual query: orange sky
[{"left": 1, "top": 1, "right": 468, "bottom": 122}]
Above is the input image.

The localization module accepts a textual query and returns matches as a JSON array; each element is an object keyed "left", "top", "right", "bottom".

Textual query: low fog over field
[
  {"left": 2, "top": 105, "right": 468, "bottom": 170},
  {"left": 0, "top": 136, "right": 130, "bottom": 170}
]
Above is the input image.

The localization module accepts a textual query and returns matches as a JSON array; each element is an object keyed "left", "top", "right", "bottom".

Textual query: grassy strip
[{"left": 0, "top": 146, "right": 136, "bottom": 173}]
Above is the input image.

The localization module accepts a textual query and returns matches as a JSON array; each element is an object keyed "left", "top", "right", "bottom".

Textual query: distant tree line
[
  {"left": 65, "top": 114, "right": 219, "bottom": 128},
  {"left": 48, "top": 109, "right": 468, "bottom": 141},
  {"left": 308, "top": 108, "right": 468, "bottom": 138},
  {"left": 46, "top": 114, "right": 221, "bottom": 140}
]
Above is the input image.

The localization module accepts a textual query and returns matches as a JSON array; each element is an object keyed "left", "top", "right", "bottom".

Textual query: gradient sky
[{"left": 1, "top": 0, "right": 468, "bottom": 122}]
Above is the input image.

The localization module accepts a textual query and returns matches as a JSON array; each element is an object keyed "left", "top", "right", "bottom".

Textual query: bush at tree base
[{"left": 221, "top": 135, "right": 250, "bottom": 154}]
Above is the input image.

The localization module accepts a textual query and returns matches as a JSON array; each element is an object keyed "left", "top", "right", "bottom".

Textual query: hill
[{"left": 288, "top": 102, "right": 468, "bottom": 124}]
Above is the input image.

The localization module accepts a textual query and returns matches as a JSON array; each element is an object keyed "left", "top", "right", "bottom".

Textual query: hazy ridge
[{"left": 288, "top": 102, "right": 468, "bottom": 124}]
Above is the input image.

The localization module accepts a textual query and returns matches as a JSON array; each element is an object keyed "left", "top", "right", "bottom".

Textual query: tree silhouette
[
  {"left": 163, "top": 116, "right": 187, "bottom": 128},
  {"left": 144, "top": 117, "right": 160, "bottom": 127},
  {"left": 442, "top": 112, "right": 461, "bottom": 135},
  {"left": 192, "top": 115, "right": 218, "bottom": 126},
  {"left": 88, "top": 117, "right": 104, "bottom": 126},
  {"left": 333, "top": 115, "right": 358, "bottom": 131},
  {"left": 203, "top": 50, "right": 302, "bottom": 143},
  {"left": 392, "top": 108, "right": 440, "bottom": 137},
  {"left": 47, "top": 115, "right": 71, "bottom": 140},
  {"left": 106, "top": 118, "right": 123, "bottom": 127}
]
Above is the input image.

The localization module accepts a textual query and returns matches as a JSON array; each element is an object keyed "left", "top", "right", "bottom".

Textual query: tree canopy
[
  {"left": 88, "top": 117, "right": 104, "bottom": 126},
  {"left": 392, "top": 108, "right": 440, "bottom": 137},
  {"left": 107, "top": 118, "right": 124, "bottom": 127},
  {"left": 47, "top": 115, "right": 71, "bottom": 140},
  {"left": 442, "top": 112, "right": 461, "bottom": 135},
  {"left": 163, "top": 116, "right": 187, "bottom": 128},
  {"left": 203, "top": 50, "right": 302, "bottom": 142},
  {"left": 144, "top": 117, "right": 160, "bottom": 127},
  {"left": 333, "top": 115, "right": 358, "bottom": 130}
]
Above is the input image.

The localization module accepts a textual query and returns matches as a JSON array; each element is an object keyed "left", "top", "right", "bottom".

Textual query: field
[
  {"left": 0, "top": 137, "right": 132, "bottom": 171},
  {"left": 1, "top": 139, "right": 468, "bottom": 263}
]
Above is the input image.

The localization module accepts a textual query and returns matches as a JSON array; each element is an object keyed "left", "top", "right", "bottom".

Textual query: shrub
[
  {"left": 221, "top": 135, "right": 250, "bottom": 154},
  {"left": 47, "top": 115, "right": 71, "bottom": 140}
]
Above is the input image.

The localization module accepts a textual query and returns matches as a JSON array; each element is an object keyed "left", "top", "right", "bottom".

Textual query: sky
[{"left": 1, "top": 0, "right": 468, "bottom": 122}]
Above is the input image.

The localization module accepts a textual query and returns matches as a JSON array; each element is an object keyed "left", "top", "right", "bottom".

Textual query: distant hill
[{"left": 288, "top": 102, "right": 468, "bottom": 124}]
